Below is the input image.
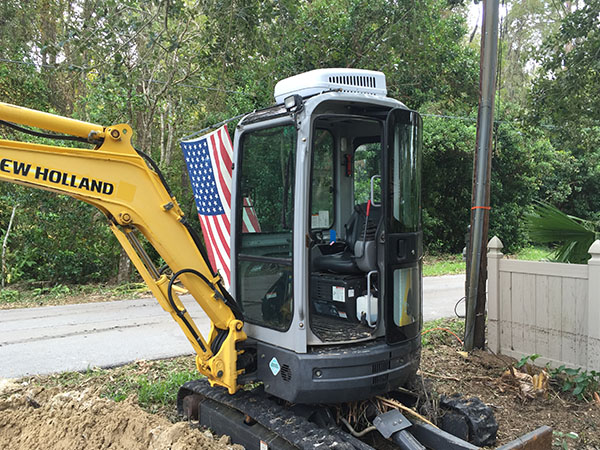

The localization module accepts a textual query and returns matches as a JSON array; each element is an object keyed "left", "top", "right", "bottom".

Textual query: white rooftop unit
[{"left": 274, "top": 68, "right": 387, "bottom": 104}]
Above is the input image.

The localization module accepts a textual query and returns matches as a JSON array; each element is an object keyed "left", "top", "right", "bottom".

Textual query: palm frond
[{"left": 526, "top": 202, "right": 596, "bottom": 264}]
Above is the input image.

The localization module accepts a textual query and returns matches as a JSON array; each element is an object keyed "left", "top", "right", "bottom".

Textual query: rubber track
[
  {"left": 178, "top": 379, "right": 375, "bottom": 450},
  {"left": 440, "top": 394, "right": 498, "bottom": 447}
]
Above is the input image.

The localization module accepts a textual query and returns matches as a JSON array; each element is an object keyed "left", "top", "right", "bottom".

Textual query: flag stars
[{"left": 181, "top": 134, "right": 227, "bottom": 216}]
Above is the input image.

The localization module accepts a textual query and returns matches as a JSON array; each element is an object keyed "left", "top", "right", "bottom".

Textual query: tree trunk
[
  {"left": 116, "top": 248, "right": 131, "bottom": 284},
  {"left": 160, "top": 109, "right": 166, "bottom": 165},
  {"left": 2, "top": 205, "right": 18, "bottom": 288},
  {"left": 165, "top": 102, "right": 174, "bottom": 166}
]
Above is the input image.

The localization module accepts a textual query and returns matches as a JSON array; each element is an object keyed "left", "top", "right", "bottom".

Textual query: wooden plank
[
  {"left": 487, "top": 319, "right": 499, "bottom": 353},
  {"left": 499, "top": 259, "right": 587, "bottom": 278},
  {"left": 499, "top": 270, "right": 512, "bottom": 354},
  {"left": 496, "top": 426, "right": 553, "bottom": 450},
  {"left": 512, "top": 273, "right": 525, "bottom": 355},
  {"left": 534, "top": 275, "right": 550, "bottom": 360},
  {"left": 522, "top": 274, "right": 536, "bottom": 355},
  {"left": 573, "top": 279, "right": 588, "bottom": 368},
  {"left": 588, "top": 258, "right": 600, "bottom": 371},
  {"left": 487, "top": 249, "right": 501, "bottom": 353},
  {"left": 547, "top": 277, "right": 563, "bottom": 363},
  {"left": 561, "top": 278, "right": 578, "bottom": 365},
  {"left": 588, "top": 336, "right": 600, "bottom": 372}
]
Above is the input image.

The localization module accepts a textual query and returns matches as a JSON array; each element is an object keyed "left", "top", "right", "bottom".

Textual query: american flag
[
  {"left": 242, "top": 196, "right": 261, "bottom": 233},
  {"left": 181, "top": 126, "right": 233, "bottom": 288}
]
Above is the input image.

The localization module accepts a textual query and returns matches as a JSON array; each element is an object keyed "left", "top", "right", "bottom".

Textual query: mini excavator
[{"left": 0, "top": 69, "right": 551, "bottom": 449}]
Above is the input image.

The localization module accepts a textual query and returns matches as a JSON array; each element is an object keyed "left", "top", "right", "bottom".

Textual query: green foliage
[
  {"left": 0, "top": 187, "right": 121, "bottom": 284},
  {"left": 499, "top": 1, "right": 565, "bottom": 106},
  {"left": 422, "top": 114, "right": 475, "bottom": 253},
  {"left": 421, "top": 317, "right": 465, "bottom": 347},
  {"left": 515, "top": 353, "right": 540, "bottom": 369},
  {"left": 489, "top": 118, "right": 547, "bottom": 253},
  {"left": 530, "top": 0, "right": 600, "bottom": 221},
  {"left": 0, "top": 288, "right": 20, "bottom": 303},
  {"left": 0, "top": 0, "right": 595, "bottom": 286},
  {"left": 552, "top": 431, "right": 579, "bottom": 449},
  {"left": 0, "top": 283, "right": 150, "bottom": 309},
  {"left": 526, "top": 202, "right": 597, "bottom": 263},
  {"left": 33, "top": 357, "right": 198, "bottom": 413},
  {"left": 5, "top": 0, "right": 478, "bottom": 286},
  {"left": 422, "top": 104, "right": 546, "bottom": 254},
  {"left": 514, "top": 246, "right": 552, "bottom": 261},
  {"left": 32, "top": 284, "right": 71, "bottom": 298},
  {"left": 548, "top": 365, "right": 600, "bottom": 401},
  {"left": 102, "top": 363, "right": 198, "bottom": 411},
  {"left": 136, "top": 370, "right": 198, "bottom": 408},
  {"left": 511, "top": 355, "right": 599, "bottom": 403}
]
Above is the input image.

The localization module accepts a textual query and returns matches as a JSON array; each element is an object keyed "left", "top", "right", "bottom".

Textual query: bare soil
[
  {"left": 1, "top": 327, "right": 598, "bottom": 449},
  {"left": 0, "top": 380, "right": 242, "bottom": 450},
  {"left": 420, "top": 338, "right": 600, "bottom": 449}
]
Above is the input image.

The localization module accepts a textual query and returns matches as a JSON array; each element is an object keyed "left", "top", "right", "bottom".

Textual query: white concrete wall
[{"left": 487, "top": 237, "right": 600, "bottom": 371}]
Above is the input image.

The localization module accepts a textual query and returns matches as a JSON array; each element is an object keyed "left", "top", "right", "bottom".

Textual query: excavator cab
[{"left": 230, "top": 69, "right": 423, "bottom": 403}]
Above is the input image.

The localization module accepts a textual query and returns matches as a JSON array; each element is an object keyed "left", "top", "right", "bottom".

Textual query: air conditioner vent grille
[{"left": 328, "top": 75, "right": 376, "bottom": 89}]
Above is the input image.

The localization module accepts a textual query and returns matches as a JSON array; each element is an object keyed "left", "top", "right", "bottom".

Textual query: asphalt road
[{"left": 0, "top": 274, "right": 465, "bottom": 379}]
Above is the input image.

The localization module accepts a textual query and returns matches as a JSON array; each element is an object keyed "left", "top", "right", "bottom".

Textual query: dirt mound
[{"left": 0, "top": 380, "right": 243, "bottom": 450}]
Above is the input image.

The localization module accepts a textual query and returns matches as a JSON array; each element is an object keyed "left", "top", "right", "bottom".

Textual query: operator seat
[{"left": 313, "top": 202, "right": 381, "bottom": 274}]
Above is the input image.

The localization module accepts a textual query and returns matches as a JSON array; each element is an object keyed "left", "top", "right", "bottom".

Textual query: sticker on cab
[
  {"left": 269, "top": 357, "right": 281, "bottom": 376},
  {"left": 332, "top": 286, "right": 345, "bottom": 302}
]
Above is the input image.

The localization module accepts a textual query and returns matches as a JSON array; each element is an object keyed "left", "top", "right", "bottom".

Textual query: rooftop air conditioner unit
[{"left": 274, "top": 68, "right": 387, "bottom": 104}]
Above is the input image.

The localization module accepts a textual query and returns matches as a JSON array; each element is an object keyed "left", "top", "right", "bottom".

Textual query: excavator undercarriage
[{"left": 177, "top": 378, "right": 552, "bottom": 450}]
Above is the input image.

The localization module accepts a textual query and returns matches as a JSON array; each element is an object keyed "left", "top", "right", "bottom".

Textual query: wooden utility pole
[{"left": 465, "top": 0, "right": 499, "bottom": 351}]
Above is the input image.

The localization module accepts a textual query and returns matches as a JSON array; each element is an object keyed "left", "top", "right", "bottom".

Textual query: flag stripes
[{"left": 181, "top": 125, "right": 233, "bottom": 288}]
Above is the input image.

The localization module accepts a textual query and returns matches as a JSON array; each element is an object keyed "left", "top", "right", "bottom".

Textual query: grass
[
  {"left": 102, "top": 363, "right": 199, "bottom": 413},
  {"left": 421, "top": 317, "right": 465, "bottom": 348},
  {"left": 423, "top": 254, "right": 465, "bottom": 277},
  {"left": 512, "top": 245, "right": 553, "bottom": 261},
  {"left": 0, "top": 282, "right": 150, "bottom": 309},
  {"left": 422, "top": 245, "right": 553, "bottom": 277},
  {"left": 26, "top": 356, "right": 199, "bottom": 417}
]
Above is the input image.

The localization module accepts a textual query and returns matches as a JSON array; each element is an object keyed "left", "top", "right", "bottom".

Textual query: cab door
[
  {"left": 234, "top": 124, "right": 297, "bottom": 332},
  {"left": 382, "top": 108, "right": 423, "bottom": 344}
]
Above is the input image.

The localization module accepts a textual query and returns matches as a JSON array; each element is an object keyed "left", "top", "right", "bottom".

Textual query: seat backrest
[{"left": 345, "top": 202, "right": 381, "bottom": 248}]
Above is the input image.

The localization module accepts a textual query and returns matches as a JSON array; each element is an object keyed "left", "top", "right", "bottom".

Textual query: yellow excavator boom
[{"left": 0, "top": 102, "right": 246, "bottom": 394}]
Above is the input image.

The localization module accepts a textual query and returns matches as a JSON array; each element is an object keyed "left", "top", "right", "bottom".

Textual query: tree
[
  {"left": 498, "top": 0, "right": 566, "bottom": 107},
  {"left": 0, "top": 0, "right": 503, "bottom": 285},
  {"left": 529, "top": 0, "right": 600, "bottom": 220},
  {"left": 422, "top": 114, "right": 476, "bottom": 253}
]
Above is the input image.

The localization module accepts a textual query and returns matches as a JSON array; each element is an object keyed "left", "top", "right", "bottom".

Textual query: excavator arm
[{"left": 0, "top": 102, "right": 246, "bottom": 394}]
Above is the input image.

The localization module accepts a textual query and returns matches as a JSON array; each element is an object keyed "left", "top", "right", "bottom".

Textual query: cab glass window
[
  {"left": 389, "top": 113, "right": 421, "bottom": 233},
  {"left": 354, "top": 142, "right": 381, "bottom": 205},
  {"left": 236, "top": 124, "right": 296, "bottom": 331},
  {"left": 311, "top": 129, "right": 334, "bottom": 229}
]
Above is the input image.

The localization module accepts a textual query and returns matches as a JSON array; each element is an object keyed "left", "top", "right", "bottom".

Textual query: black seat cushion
[
  {"left": 313, "top": 247, "right": 362, "bottom": 274},
  {"left": 312, "top": 202, "right": 381, "bottom": 274}
]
